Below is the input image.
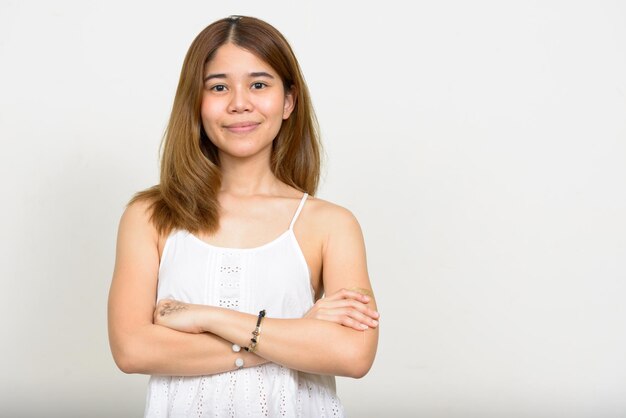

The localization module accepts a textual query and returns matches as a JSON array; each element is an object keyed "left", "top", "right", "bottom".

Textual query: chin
[{"left": 220, "top": 145, "right": 271, "bottom": 159}]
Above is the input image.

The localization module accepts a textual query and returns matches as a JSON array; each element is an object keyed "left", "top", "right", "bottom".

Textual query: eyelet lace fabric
[{"left": 144, "top": 194, "right": 345, "bottom": 417}]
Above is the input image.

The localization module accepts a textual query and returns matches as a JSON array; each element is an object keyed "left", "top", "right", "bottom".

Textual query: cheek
[
  {"left": 200, "top": 101, "right": 220, "bottom": 123},
  {"left": 200, "top": 93, "right": 226, "bottom": 119},
  {"left": 257, "top": 95, "right": 286, "bottom": 119},
  {"left": 199, "top": 107, "right": 221, "bottom": 142}
]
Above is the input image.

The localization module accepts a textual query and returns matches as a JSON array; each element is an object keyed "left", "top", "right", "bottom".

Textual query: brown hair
[{"left": 129, "top": 16, "right": 321, "bottom": 236}]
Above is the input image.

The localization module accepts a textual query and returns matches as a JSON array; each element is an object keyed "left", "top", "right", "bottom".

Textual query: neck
[{"left": 218, "top": 148, "right": 280, "bottom": 196}]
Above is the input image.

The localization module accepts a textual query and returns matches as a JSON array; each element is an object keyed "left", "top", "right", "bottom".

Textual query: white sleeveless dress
[{"left": 144, "top": 193, "right": 345, "bottom": 418}]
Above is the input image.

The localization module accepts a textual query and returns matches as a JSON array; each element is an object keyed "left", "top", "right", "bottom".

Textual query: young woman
[{"left": 108, "top": 15, "right": 379, "bottom": 417}]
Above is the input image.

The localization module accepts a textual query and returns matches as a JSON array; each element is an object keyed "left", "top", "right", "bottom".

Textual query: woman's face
[{"left": 201, "top": 43, "right": 294, "bottom": 161}]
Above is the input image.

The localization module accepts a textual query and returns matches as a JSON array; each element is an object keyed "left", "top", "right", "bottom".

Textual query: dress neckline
[
  {"left": 184, "top": 192, "right": 308, "bottom": 253},
  {"left": 186, "top": 229, "right": 293, "bottom": 252}
]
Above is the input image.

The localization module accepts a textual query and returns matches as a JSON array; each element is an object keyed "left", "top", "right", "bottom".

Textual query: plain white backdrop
[{"left": 1, "top": 1, "right": 625, "bottom": 417}]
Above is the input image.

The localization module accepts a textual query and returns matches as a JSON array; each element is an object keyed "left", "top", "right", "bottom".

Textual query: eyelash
[{"left": 209, "top": 82, "right": 268, "bottom": 92}]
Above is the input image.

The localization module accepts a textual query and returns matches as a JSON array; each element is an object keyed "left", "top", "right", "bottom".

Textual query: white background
[{"left": 1, "top": 1, "right": 625, "bottom": 417}]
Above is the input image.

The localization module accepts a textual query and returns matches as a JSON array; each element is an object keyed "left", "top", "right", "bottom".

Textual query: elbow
[
  {"left": 332, "top": 329, "right": 378, "bottom": 378},
  {"left": 340, "top": 345, "right": 375, "bottom": 379},
  {"left": 344, "top": 357, "right": 373, "bottom": 379},
  {"left": 110, "top": 337, "right": 144, "bottom": 374},
  {"left": 113, "top": 351, "right": 139, "bottom": 374},
  {"left": 349, "top": 366, "right": 371, "bottom": 379}
]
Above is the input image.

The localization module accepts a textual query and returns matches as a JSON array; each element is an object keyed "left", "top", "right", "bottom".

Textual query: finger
[
  {"left": 320, "top": 288, "right": 370, "bottom": 303},
  {"left": 319, "top": 308, "right": 379, "bottom": 330},
  {"left": 321, "top": 299, "right": 379, "bottom": 319},
  {"left": 344, "top": 299, "right": 379, "bottom": 319},
  {"left": 341, "top": 316, "right": 369, "bottom": 331},
  {"left": 317, "top": 312, "right": 368, "bottom": 331},
  {"left": 344, "top": 308, "right": 379, "bottom": 328},
  {"left": 338, "top": 288, "right": 371, "bottom": 303},
  {"left": 327, "top": 307, "right": 378, "bottom": 329}
]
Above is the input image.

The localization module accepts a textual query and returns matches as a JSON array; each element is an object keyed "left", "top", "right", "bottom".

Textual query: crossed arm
[{"left": 107, "top": 199, "right": 379, "bottom": 378}]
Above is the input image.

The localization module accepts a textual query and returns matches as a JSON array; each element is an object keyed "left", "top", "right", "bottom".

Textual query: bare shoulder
[
  {"left": 117, "top": 198, "right": 160, "bottom": 247},
  {"left": 121, "top": 198, "right": 152, "bottom": 221},
  {"left": 305, "top": 196, "right": 372, "bottom": 299},
  {"left": 294, "top": 195, "right": 367, "bottom": 296},
  {"left": 304, "top": 196, "right": 364, "bottom": 240}
]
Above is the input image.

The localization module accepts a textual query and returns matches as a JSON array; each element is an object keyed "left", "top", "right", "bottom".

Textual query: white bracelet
[
  {"left": 235, "top": 357, "right": 244, "bottom": 369},
  {"left": 232, "top": 344, "right": 243, "bottom": 369}
]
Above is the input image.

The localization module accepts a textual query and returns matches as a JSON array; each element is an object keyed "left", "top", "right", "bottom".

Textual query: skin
[{"left": 108, "top": 43, "right": 379, "bottom": 378}]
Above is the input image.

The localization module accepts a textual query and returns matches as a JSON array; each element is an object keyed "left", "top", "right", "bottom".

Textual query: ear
[{"left": 282, "top": 86, "right": 296, "bottom": 120}]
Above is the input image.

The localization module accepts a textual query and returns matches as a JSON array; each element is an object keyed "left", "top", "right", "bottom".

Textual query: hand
[
  {"left": 153, "top": 299, "right": 205, "bottom": 334},
  {"left": 304, "top": 288, "right": 379, "bottom": 331}
]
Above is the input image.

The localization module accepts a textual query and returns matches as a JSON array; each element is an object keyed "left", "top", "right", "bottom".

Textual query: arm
[
  {"left": 107, "top": 200, "right": 267, "bottom": 376},
  {"left": 155, "top": 205, "right": 379, "bottom": 378}
]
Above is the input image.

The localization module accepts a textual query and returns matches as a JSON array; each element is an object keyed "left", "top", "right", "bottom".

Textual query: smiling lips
[{"left": 225, "top": 121, "right": 260, "bottom": 133}]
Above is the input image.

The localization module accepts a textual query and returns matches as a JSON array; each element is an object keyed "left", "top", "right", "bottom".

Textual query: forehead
[{"left": 204, "top": 43, "right": 276, "bottom": 76}]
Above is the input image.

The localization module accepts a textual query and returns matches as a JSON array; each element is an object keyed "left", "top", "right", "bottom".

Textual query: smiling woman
[
  {"left": 200, "top": 43, "right": 295, "bottom": 160},
  {"left": 107, "top": 15, "right": 379, "bottom": 417}
]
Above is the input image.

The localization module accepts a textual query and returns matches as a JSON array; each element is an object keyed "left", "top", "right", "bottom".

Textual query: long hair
[{"left": 129, "top": 16, "right": 321, "bottom": 236}]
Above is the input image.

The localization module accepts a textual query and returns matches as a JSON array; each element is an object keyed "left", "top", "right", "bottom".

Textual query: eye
[
  {"left": 252, "top": 82, "right": 267, "bottom": 90},
  {"left": 210, "top": 84, "right": 227, "bottom": 92}
]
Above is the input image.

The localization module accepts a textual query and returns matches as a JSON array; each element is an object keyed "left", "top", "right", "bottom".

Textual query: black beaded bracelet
[{"left": 244, "top": 309, "right": 266, "bottom": 353}]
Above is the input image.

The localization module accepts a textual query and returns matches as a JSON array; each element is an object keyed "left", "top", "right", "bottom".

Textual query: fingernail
[
  {"left": 363, "top": 295, "right": 370, "bottom": 302},
  {"left": 372, "top": 320, "right": 379, "bottom": 327},
  {"left": 361, "top": 324, "right": 369, "bottom": 329}
]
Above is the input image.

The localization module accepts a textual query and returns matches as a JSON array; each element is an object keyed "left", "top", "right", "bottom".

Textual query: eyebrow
[{"left": 203, "top": 71, "right": 275, "bottom": 82}]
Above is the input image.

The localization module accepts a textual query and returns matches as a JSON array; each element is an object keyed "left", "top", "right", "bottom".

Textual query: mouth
[{"left": 224, "top": 121, "right": 260, "bottom": 133}]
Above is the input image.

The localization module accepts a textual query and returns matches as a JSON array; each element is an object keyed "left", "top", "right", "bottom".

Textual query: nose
[{"left": 228, "top": 86, "right": 253, "bottom": 113}]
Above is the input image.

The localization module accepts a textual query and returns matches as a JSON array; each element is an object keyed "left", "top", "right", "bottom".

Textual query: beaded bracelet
[{"left": 244, "top": 309, "right": 266, "bottom": 353}]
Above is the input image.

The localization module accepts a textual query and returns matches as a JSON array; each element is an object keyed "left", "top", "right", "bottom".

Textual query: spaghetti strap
[{"left": 289, "top": 193, "right": 309, "bottom": 230}]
